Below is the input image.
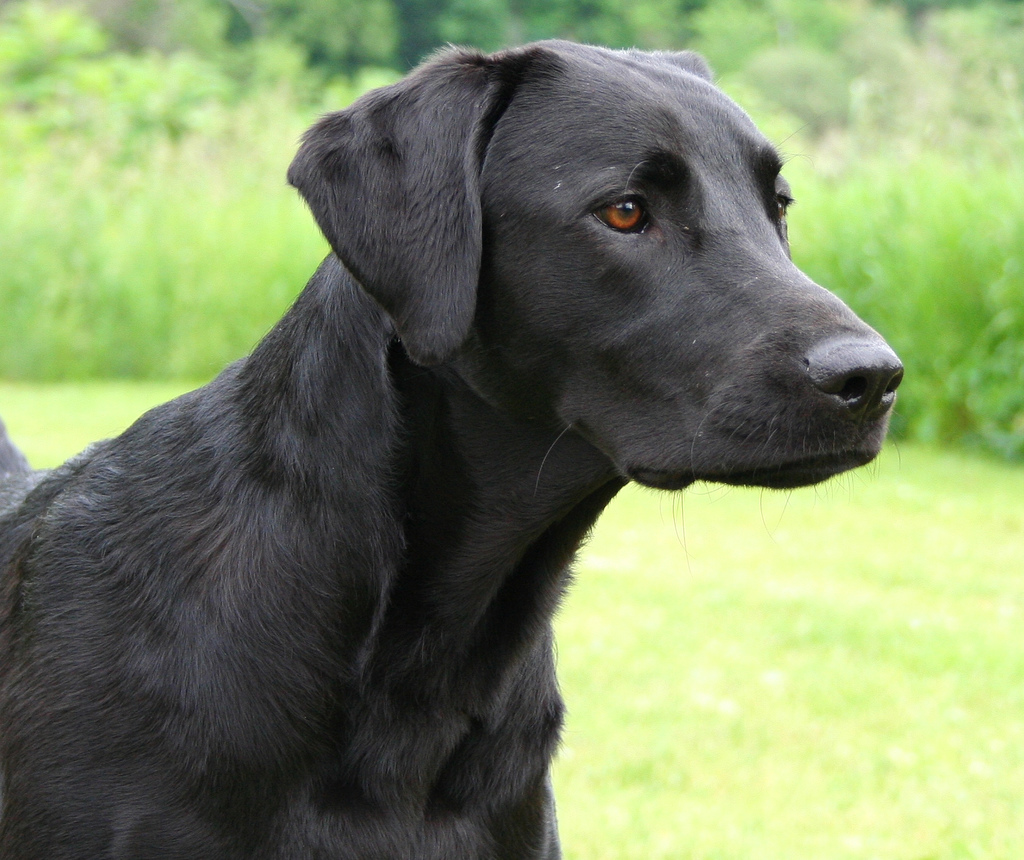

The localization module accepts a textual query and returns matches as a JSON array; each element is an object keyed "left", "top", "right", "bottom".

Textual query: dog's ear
[
  {"left": 289, "top": 49, "right": 532, "bottom": 366},
  {"left": 661, "top": 51, "right": 714, "bottom": 82}
]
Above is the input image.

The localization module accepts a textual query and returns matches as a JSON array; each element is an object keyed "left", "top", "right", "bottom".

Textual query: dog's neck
[
  {"left": 239, "top": 260, "right": 624, "bottom": 708},
  {"left": 364, "top": 344, "right": 623, "bottom": 705}
]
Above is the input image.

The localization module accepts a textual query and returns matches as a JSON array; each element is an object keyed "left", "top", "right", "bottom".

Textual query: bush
[{"left": 0, "top": 2, "right": 232, "bottom": 148}]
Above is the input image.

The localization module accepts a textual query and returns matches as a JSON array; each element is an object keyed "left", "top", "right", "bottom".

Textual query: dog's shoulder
[{"left": 0, "top": 443, "right": 107, "bottom": 548}]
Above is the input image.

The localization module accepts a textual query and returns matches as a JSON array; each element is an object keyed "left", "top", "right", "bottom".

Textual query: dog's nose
[{"left": 805, "top": 337, "right": 903, "bottom": 422}]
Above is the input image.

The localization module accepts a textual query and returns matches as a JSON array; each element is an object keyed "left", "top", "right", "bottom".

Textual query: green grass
[
  {"left": 2, "top": 101, "right": 1023, "bottom": 458},
  {"left": 559, "top": 449, "right": 1024, "bottom": 859},
  {"left": 0, "top": 93, "right": 328, "bottom": 381},
  {"left": 3, "top": 382, "right": 1023, "bottom": 858},
  {"left": 0, "top": 380, "right": 197, "bottom": 465}
]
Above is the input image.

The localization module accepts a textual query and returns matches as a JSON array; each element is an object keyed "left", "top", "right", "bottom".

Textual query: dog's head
[{"left": 289, "top": 41, "right": 902, "bottom": 490}]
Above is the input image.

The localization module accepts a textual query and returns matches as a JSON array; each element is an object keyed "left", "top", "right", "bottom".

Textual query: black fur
[{"left": 0, "top": 41, "right": 901, "bottom": 858}]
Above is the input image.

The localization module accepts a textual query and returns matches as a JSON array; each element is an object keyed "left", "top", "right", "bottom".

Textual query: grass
[
  {"left": 2, "top": 101, "right": 1023, "bottom": 458},
  {"left": 0, "top": 93, "right": 328, "bottom": 381},
  {"left": 3, "top": 381, "right": 1023, "bottom": 858},
  {"left": 557, "top": 447, "right": 1024, "bottom": 859}
]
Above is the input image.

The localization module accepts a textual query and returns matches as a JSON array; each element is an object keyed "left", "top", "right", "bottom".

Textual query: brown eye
[
  {"left": 776, "top": 195, "right": 793, "bottom": 221},
  {"left": 595, "top": 199, "right": 648, "bottom": 233}
]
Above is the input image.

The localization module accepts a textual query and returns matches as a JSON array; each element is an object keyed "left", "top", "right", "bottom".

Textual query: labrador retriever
[{"left": 0, "top": 41, "right": 902, "bottom": 858}]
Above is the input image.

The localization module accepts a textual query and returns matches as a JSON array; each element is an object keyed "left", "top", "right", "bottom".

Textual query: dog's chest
[
  {"left": 285, "top": 668, "right": 565, "bottom": 856},
  {"left": 336, "top": 650, "right": 564, "bottom": 810}
]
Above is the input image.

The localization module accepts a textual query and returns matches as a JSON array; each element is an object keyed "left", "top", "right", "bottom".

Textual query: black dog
[{"left": 0, "top": 41, "right": 902, "bottom": 858}]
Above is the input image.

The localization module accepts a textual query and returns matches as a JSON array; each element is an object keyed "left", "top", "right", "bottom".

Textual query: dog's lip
[
  {"left": 627, "top": 468, "right": 697, "bottom": 491},
  {"left": 629, "top": 449, "right": 879, "bottom": 492}
]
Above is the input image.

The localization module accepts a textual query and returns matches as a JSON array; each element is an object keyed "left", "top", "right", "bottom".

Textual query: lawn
[{"left": 2, "top": 381, "right": 1023, "bottom": 858}]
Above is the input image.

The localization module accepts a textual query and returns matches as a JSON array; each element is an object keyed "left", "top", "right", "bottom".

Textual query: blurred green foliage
[
  {"left": 0, "top": 3, "right": 230, "bottom": 144},
  {"left": 4, "top": 0, "right": 1023, "bottom": 144},
  {"left": 10, "top": 0, "right": 1022, "bottom": 77},
  {"left": 1, "top": 0, "right": 1022, "bottom": 458}
]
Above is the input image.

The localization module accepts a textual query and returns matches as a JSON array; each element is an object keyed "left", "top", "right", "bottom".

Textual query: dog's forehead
[{"left": 488, "top": 45, "right": 771, "bottom": 177}]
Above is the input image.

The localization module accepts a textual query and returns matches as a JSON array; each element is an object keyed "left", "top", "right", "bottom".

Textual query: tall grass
[
  {"left": 0, "top": 92, "right": 327, "bottom": 380},
  {"left": 1, "top": 93, "right": 1023, "bottom": 458},
  {"left": 785, "top": 152, "right": 1024, "bottom": 457}
]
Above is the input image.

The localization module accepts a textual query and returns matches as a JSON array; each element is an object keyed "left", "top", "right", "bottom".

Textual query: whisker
[
  {"left": 533, "top": 424, "right": 574, "bottom": 496},
  {"left": 623, "top": 160, "right": 649, "bottom": 195}
]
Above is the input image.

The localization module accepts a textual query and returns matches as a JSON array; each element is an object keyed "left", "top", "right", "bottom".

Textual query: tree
[{"left": 256, "top": 0, "right": 398, "bottom": 74}]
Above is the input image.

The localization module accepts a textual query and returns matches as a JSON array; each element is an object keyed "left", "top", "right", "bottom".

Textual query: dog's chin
[
  {"left": 629, "top": 449, "right": 881, "bottom": 492},
  {"left": 707, "top": 450, "right": 877, "bottom": 489}
]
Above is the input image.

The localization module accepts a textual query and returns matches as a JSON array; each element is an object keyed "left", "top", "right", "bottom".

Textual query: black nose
[{"left": 805, "top": 337, "right": 904, "bottom": 422}]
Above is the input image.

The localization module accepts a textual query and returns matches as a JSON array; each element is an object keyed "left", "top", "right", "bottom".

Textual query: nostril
[
  {"left": 838, "top": 375, "right": 868, "bottom": 404},
  {"left": 884, "top": 367, "right": 904, "bottom": 395}
]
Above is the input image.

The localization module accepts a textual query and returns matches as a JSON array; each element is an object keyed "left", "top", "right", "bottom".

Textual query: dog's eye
[
  {"left": 776, "top": 194, "right": 793, "bottom": 221},
  {"left": 595, "top": 199, "right": 648, "bottom": 233}
]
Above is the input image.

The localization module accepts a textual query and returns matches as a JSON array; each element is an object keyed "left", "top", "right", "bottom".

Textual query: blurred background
[
  {"left": 0, "top": 0, "right": 1022, "bottom": 459},
  {"left": 1, "top": 3, "right": 1023, "bottom": 858}
]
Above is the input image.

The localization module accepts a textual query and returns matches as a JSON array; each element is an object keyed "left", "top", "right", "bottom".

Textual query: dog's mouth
[{"left": 629, "top": 449, "right": 879, "bottom": 492}]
